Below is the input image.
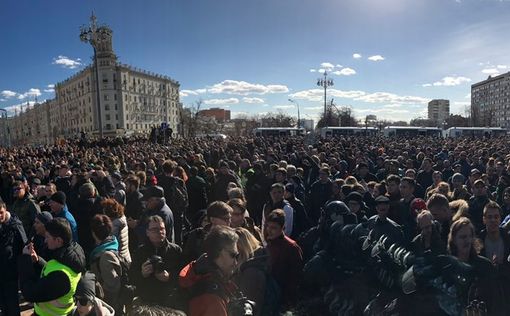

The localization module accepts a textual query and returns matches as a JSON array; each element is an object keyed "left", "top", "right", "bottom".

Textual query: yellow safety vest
[{"left": 34, "top": 259, "right": 81, "bottom": 316}]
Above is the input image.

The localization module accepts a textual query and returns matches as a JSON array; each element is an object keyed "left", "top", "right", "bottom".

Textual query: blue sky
[{"left": 1, "top": 0, "right": 510, "bottom": 123}]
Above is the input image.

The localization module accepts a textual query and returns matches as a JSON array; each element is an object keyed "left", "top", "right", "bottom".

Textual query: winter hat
[
  {"left": 50, "top": 191, "right": 66, "bottom": 205},
  {"left": 452, "top": 173, "right": 465, "bottom": 183},
  {"left": 345, "top": 191, "right": 364, "bottom": 204},
  {"left": 142, "top": 185, "right": 164, "bottom": 200},
  {"left": 36, "top": 211, "right": 53, "bottom": 225},
  {"left": 410, "top": 198, "right": 427, "bottom": 213}
]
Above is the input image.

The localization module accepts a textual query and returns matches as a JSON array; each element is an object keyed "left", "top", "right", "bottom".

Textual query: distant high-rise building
[
  {"left": 471, "top": 72, "right": 510, "bottom": 127},
  {"left": 428, "top": 99, "right": 450, "bottom": 126}
]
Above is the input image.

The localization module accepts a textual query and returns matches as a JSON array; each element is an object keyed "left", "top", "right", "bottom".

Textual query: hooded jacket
[
  {"left": 90, "top": 236, "right": 121, "bottom": 307},
  {"left": 179, "top": 254, "right": 238, "bottom": 316},
  {"left": 19, "top": 241, "right": 86, "bottom": 304}
]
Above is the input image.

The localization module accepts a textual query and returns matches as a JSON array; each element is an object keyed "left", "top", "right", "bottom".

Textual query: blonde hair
[
  {"left": 235, "top": 227, "right": 261, "bottom": 265},
  {"left": 345, "top": 176, "right": 359, "bottom": 185},
  {"left": 450, "top": 199, "right": 470, "bottom": 222}
]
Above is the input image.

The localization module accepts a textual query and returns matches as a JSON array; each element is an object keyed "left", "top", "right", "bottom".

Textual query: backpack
[
  {"left": 166, "top": 177, "right": 188, "bottom": 215},
  {"left": 189, "top": 278, "right": 255, "bottom": 316},
  {"left": 261, "top": 272, "right": 282, "bottom": 316},
  {"left": 94, "top": 251, "right": 135, "bottom": 306}
]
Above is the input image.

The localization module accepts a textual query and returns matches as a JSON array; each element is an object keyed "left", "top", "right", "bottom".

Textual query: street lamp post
[
  {"left": 317, "top": 71, "right": 334, "bottom": 120},
  {"left": 288, "top": 98, "right": 301, "bottom": 128},
  {"left": 80, "top": 13, "right": 109, "bottom": 139}
]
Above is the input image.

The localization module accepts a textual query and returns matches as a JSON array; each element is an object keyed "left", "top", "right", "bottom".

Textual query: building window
[
  {"left": 105, "top": 104, "right": 110, "bottom": 111},
  {"left": 106, "top": 114, "right": 111, "bottom": 121},
  {"left": 106, "top": 124, "right": 111, "bottom": 130},
  {"left": 104, "top": 94, "right": 109, "bottom": 101},
  {"left": 114, "top": 94, "right": 117, "bottom": 101}
]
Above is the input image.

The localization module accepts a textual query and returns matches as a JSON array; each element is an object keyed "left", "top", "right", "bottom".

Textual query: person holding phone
[{"left": 0, "top": 201, "right": 27, "bottom": 316}]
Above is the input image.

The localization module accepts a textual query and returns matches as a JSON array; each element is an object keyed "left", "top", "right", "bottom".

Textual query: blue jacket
[{"left": 55, "top": 204, "right": 79, "bottom": 242}]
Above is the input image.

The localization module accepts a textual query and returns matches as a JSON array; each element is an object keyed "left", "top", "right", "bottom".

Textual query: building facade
[
  {"left": 471, "top": 72, "right": 510, "bottom": 127},
  {"left": 0, "top": 15, "right": 181, "bottom": 146},
  {"left": 427, "top": 99, "right": 450, "bottom": 126},
  {"left": 198, "top": 108, "right": 231, "bottom": 122}
]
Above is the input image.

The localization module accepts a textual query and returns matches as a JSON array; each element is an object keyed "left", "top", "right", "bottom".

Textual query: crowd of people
[{"left": 1, "top": 133, "right": 510, "bottom": 315}]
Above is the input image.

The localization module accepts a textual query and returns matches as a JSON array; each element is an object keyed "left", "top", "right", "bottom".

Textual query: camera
[
  {"left": 148, "top": 255, "right": 164, "bottom": 273},
  {"left": 227, "top": 296, "right": 255, "bottom": 316}
]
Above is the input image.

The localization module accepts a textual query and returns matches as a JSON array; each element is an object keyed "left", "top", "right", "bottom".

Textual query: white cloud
[
  {"left": 208, "top": 80, "right": 289, "bottom": 95},
  {"left": 336, "top": 64, "right": 343, "bottom": 68},
  {"left": 273, "top": 104, "right": 295, "bottom": 109},
  {"left": 310, "top": 69, "right": 317, "bottom": 73},
  {"left": 482, "top": 68, "right": 500, "bottom": 75},
  {"left": 289, "top": 88, "right": 429, "bottom": 106},
  {"left": 17, "top": 88, "right": 41, "bottom": 100},
  {"left": 497, "top": 65, "right": 508, "bottom": 69},
  {"left": 44, "top": 84, "right": 55, "bottom": 93},
  {"left": 3, "top": 100, "right": 45, "bottom": 115},
  {"left": 1, "top": 90, "right": 17, "bottom": 98},
  {"left": 180, "top": 90, "right": 199, "bottom": 97},
  {"left": 465, "top": 93, "right": 471, "bottom": 99},
  {"left": 357, "top": 92, "right": 429, "bottom": 104},
  {"left": 0, "top": 98, "right": 6, "bottom": 102},
  {"left": 383, "top": 104, "right": 404, "bottom": 108},
  {"left": 195, "top": 89, "right": 207, "bottom": 94},
  {"left": 332, "top": 68, "right": 356, "bottom": 76},
  {"left": 242, "top": 97, "right": 264, "bottom": 104},
  {"left": 318, "top": 69, "right": 325, "bottom": 73},
  {"left": 353, "top": 53, "right": 362, "bottom": 59},
  {"left": 303, "top": 106, "right": 323, "bottom": 111},
  {"left": 320, "top": 62, "right": 335, "bottom": 70},
  {"left": 423, "top": 76, "right": 471, "bottom": 87},
  {"left": 289, "top": 88, "right": 366, "bottom": 102},
  {"left": 368, "top": 55, "right": 385, "bottom": 61},
  {"left": 52, "top": 55, "right": 82, "bottom": 69},
  {"left": 203, "top": 98, "right": 239, "bottom": 105}
]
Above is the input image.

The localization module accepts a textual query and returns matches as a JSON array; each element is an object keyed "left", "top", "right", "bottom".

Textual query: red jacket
[
  {"left": 267, "top": 234, "right": 303, "bottom": 306},
  {"left": 179, "top": 255, "right": 237, "bottom": 316}
]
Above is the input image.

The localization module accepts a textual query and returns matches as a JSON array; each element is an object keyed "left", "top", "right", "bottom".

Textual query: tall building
[
  {"left": 0, "top": 14, "right": 181, "bottom": 146},
  {"left": 198, "top": 108, "right": 231, "bottom": 122},
  {"left": 471, "top": 72, "right": 510, "bottom": 127},
  {"left": 428, "top": 99, "right": 450, "bottom": 126}
]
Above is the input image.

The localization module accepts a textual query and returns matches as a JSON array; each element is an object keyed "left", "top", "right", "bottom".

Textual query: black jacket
[
  {"left": 19, "top": 241, "right": 86, "bottom": 303},
  {"left": 0, "top": 213, "right": 27, "bottom": 282},
  {"left": 130, "top": 239, "right": 183, "bottom": 304}
]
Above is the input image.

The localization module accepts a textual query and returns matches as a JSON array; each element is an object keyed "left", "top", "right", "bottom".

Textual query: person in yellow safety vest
[{"left": 18, "top": 218, "right": 86, "bottom": 316}]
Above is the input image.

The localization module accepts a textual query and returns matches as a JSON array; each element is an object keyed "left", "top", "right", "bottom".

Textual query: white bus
[
  {"left": 383, "top": 126, "right": 442, "bottom": 137},
  {"left": 252, "top": 127, "right": 305, "bottom": 137},
  {"left": 320, "top": 127, "right": 378, "bottom": 138},
  {"left": 443, "top": 127, "right": 507, "bottom": 138}
]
